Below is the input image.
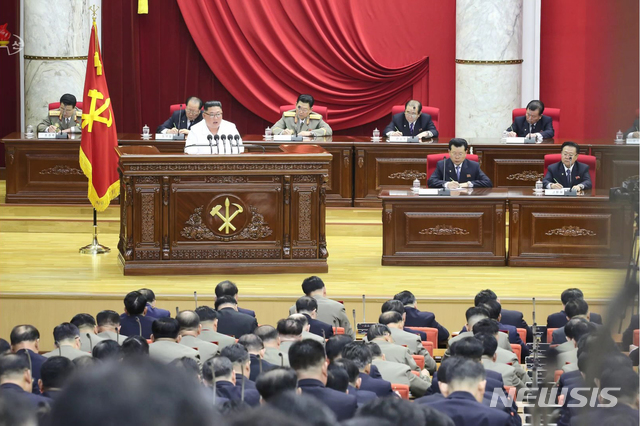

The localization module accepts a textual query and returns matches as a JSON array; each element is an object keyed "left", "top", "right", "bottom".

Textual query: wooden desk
[
  {"left": 116, "top": 145, "right": 331, "bottom": 275},
  {"left": 379, "top": 188, "right": 632, "bottom": 268}
]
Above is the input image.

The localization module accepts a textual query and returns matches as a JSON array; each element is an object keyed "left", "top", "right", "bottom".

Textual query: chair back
[
  {"left": 333, "top": 327, "right": 345, "bottom": 335},
  {"left": 634, "top": 329, "right": 639, "bottom": 347},
  {"left": 279, "top": 104, "right": 328, "bottom": 121},
  {"left": 421, "top": 341, "right": 434, "bottom": 357},
  {"left": 510, "top": 344, "right": 522, "bottom": 363},
  {"left": 426, "top": 154, "right": 479, "bottom": 188},
  {"left": 543, "top": 154, "right": 596, "bottom": 195},
  {"left": 391, "top": 383, "right": 410, "bottom": 399},
  {"left": 407, "top": 327, "right": 438, "bottom": 348},
  {"left": 512, "top": 107, "right": 561, "bottom": 138},
  {"left": 546, "top": 328, "right": 557, "bottom": 344},
  {"left": 391, "top": 105, "right": 439, "bottom": 130},
  {"left": 411, "top": 354, "right": 425, "bottom": 370},
  {"left": 516, "top": 328, "right": 527, "bottom": 343}
]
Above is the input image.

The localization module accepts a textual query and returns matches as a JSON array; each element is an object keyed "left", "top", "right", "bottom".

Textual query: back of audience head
[
  {"left": 565, "top": 297, "right": 589, "bottom": 319},
  {"left": 0, "top": 353, "right": 32, "bottom": 391},
  {"left": 449, "top": 337, "right": 484, "bottom": 361},
  {"left": 151, "top": 317, "right": 180, "bottom": 341},
  {"left": 267, "top": 391, "right": 337, "bottom": 426},
  {"left": 48, "top": 360, "right": 220, "bottom": 426},
  {"left": 325, "top": 334, "right": 353, "bottom": 363},
  {"left": 326, "top": 363, "right": 349, "bottom": 392},
  {"left": 341, "top": 341, "right": 372, "bottom": 372},
  {"left": 124, "top": 291, "right": 147, "bottom": 316},
  {"left": 255, "top": 325, "right": 279, "bottom": 346},
  {"left": 480, "top": 299, "right": 501, "bottom": 320},
  {"left": 474, "top": 289, "right": 498, "bottom": 306},
  {"left": 92, "top": 340, "right": 121, "bottom": 361},
  {"left": 214, "top": 295, "right": 237, "bottom": 310},
  {"left": 215, "top": 280, "right": 240, "bottom": 299},
  {"left": 366, "top": 323, "right": 391, "bottom": 342},
  {"left": 137, "top": 288, "right": 157, "bottom": 306},
  {"left": 202, "top": 356, "right": 235, "bottom": 385},
  {"left": 0, "top": 390, "right": 38, "bottom": 426},
  {"left": 96, "top": 310, "right": 120, "bottom": 332},
  {"left": 169, "top": 356, "right": 201, "bottom": 385},
  {"left": 255, "top": 367, "right": 298, "bottom": 402},
  {"left": 288, "top": 340, "right": 327, "bottom": 378},
  {"left": 72, "top": 356, "right": 98, "bottom": 372},
  {"left": 561, "top": 288, "right": 584, "bottom": 305},
  {"left": 70, "top": 313, "right": 97, "bottom": 332},
  {"left": 380, "top": 299, "right": 405, "bottom": 315},
  {"left": 565, "top": 317, "right": 594, "bottom": 343},
  {"left": 10, "top": 325, "right": 40, "bottom": 352},
  {"left": 301, "top": 276, "right": 325, "bottom": 296},
  {"left": 0, "top": 339, "right": 10, "bottom": 356},
  {"left": 465, "top": 306, "right": 489, "bottom": 328},
  {"left": 472, "top": 318, "right": 500, "bottom": 336},
  {"left": 238, "top": 333, "right": 264, "bottom": 355},
  {"left": 176, "top": 310, "right": 200, "bottom": 332},
  {"left": 332, "top": 358, "right": 361, "bottom": 388},
  {"left": 289, "top": 313, "right": 309, "bottom": 331},
  {"left": 357, "top": 397, "right": 426, "bottom": 425},
  {"left": 367, "top": 342, "right": 383, "bottom": 360},
  {"left": 53, "top": 323, "right": 80, "bottom": 348},
  {"left": 600, "top": 366, "right": 639, "bottom": 407},
  {"left": 220, "top": 344, "right": 250, "bottom": 377},
  {"left": 441, "top": 356, "right": 486, "bottom": 401},
  {"left": 276, "top": 318, "right": 303, "bottom": 339},
  {"left": 40, "top": 356, "right": 74, "bottom": 393},
  {"left": 474, "top": 333, "right": 498, "bottom": 359},
  {"left": 378, "top": 311, "right": 403, "bottom": 326},
  {"left": 121, "top": 335, "right": 149, "bottom": 358},
  {"left": 219, "top": 400, "right": 252, "bottom": 418},
  {"left": 195, "top": 306, "right": 218, "bottom": 326},
  {"left": 295, "top": 296, "right": 318, "bottom": 316},
  {"left": 393, "top": 290, "right": 416, "bottom": 306}
]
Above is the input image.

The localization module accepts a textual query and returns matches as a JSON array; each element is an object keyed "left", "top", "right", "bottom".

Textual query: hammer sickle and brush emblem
[{"left": 210, "top": 198, "right": 243, "bottom": 234}]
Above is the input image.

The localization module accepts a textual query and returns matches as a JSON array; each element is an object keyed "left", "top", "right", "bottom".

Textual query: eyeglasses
[
  {"left": 404, "top": 111, "right": 418, "bottom": 117},
  {"left": 203, "top": 112, "right": 222, "bottom": 118},
  {"left": 296, "top": 106, "right": 310, "bottom": 113},
  {"left": 561, "top": 152, "right": 575, "bottom": 158},
  {"left": 185, "top": 109, "right": 200, "bottom": 114}
]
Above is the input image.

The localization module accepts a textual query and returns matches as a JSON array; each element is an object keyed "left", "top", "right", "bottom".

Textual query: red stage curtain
[{"left": 176, "top": 0, "right": 429, "bottom": 130}]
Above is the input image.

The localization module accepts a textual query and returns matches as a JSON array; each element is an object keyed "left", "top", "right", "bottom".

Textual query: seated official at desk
[
  {"left": 383, "top": 99, "right": 438, "bottom": 139},
  {"left": 625, "top": 117, "right": 639, "bottom": 139},
  {"left": 272, "top": 94, "right": 332, "bottom": 137},
  {"left": 37, "top": 93, "right": 82, "bottom": 133},
  {"left": 156, "top": 96, "right": 203, "bottom": 135},
  {"left": 542, "top": 141, "right": 592, "bottom": 192},
  {"left": 185, "top": 101, "right": 239, "bottom": 147},
  {"left": 427, "top": 138, "right": 493, "bottom": 189},
  {"left": 506, "top": 100, "right": 554, "bottom": 139}
]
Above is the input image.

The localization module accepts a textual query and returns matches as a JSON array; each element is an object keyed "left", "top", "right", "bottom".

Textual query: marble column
[
  {"left": 456, "top": 0, "right": 523, "bottom": 138},
  {"left": 23, "top": 0, "right": 96, "bottom": 130}
]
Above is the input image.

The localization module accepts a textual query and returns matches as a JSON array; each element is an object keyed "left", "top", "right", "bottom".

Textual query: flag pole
[{"left": 80, "top": 208, "right": 110, "bottom": 254}]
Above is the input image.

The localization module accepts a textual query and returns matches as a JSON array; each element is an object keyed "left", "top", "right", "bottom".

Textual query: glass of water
[{"left": 142, "top": 124, "right": 150, "bottom": 137}]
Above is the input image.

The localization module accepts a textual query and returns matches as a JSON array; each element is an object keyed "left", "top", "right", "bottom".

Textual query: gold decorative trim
[
  {"left": 24, "top": 55, "right": 88, "bottom": 61},
  {"left": 388, "top": 170, "right": 427, "bottom": 181},
  {"left": 455, "top": 59, "right": 523, "bottom": 65},
  {"left": 181, "top": 205, "right": 272, "bottom": 241},
  {"left": 39, "top": 165, "right": 84, "bottom": 176},
  {"left": 420, "top": 225, "right": 470, "bottom": 236},
  {"left": 545, "top": 226, "right": 596, "bottom": 237},
  {"left": 506, "top": 171, "right": 544, "bottom": 181}
]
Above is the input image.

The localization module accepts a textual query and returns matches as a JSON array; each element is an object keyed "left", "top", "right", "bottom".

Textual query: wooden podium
[{"left": 116, "top": 145, "right": 331, "bottom": 275}]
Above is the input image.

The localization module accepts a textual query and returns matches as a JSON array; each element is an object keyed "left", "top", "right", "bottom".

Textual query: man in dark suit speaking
[
  {"left": 384, "top": 100, "right": 438, "bottom": 139},
  {"left": 506, "top": 99, "right": 555, "bottom": 139},
  {"left": 156, "top": 96, "right": 203, "bottom": 135},
  {"left": 428, "top": 138, "right": 492, "bottom": 189},
  {"left": 542, "top": 141, "right": 592, "bottom": 192}
]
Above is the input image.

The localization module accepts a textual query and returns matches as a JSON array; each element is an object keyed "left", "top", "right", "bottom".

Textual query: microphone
[
  {"left": 278, "top": 352, "right": 284, "bottom": 367},
  {"left": 220, "top": 135, "right": 227, "bottom": 155},
  {"left": 353, "top": 309, "right": 357, "bottom": 329},
  {"left": 213, "top": 134, "right": 222, "bottom": 156},
  {"left": 242, "top": 144, "right": 265, "bottom": 153},
  {"left": 212, "top": 371, "right": 217, "bottom": 406},
  {"left": 259, "top": 356, "right": 263, "bottom": 373},
  {"left": 194, "top": 291, "right": 198, "bottom": 309},
  {"left": 362, "top": 295, "right": 366, "bottom": 322},
  {"left": 234, "top": 135, "right": 244, "bottom": 154},
  {"left": 177, "top": 103, "right": 184, "bottom": 132},
  {"left": 207, "top": 135, "right": 214, "bottom": 154},
  {"left": 442, "top": 156, "right": 447, "bottom": 187},
  {"left": 226, "top": 135, "right": 234, "bottom": 154},
  {"left": 135, "top": 317, "right": 142, "bottom": 337},
  {"left": 241, "top": 373, "right": 246, "bottom": 402},
  {"left": 86, "top": 333, "right": 94, "bottom": 352},
  {"left": 176, "top": 306, "right": 179, "bottom": 317},
  {"left": 230, "top": 135, "right": 239, "bottom": 154}
]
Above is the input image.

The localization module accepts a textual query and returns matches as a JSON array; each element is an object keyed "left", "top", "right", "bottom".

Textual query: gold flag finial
[{"left": 89, "top": 5, "right": 99, "bottom": 23}]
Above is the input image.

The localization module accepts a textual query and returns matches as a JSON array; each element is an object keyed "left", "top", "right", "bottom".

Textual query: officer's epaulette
[
  {"left": 284, "top": 111, "right": 296, "bottom": 117},
  {"left": 75, "top": 109, "right": 82, "bottom": 117},
  {"left": 49, "top": 110, "right": 61, "bottom": 117},
  {"left": 309, "top": 112, "right": 322, "bottom": 120}
]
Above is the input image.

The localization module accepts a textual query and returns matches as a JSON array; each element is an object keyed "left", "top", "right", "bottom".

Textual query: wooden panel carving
[
  {"left": 506, "top": 170, "right": 543, "bottom": 181},
  {"left": 292, "top": 248, "right": 317, "bottom": 259},
  {"left": 171, "top": 249, "right": 281, "bottom": 260},
  {"left": 140, "top": 192, "right": 155, "bottom": 243},
  {"left": 545, "top": 226, "right": 596, "bottom": 237},
  {"left": 39, "top": 165, "right": 84, "bottom": 175},
  {"left": 419, "top": 225, "right": 470, "bottom": 236},
  {"left": 180, "top": 206, "right": 272, "bottom": 241},
  {"left": 298, "top": 192, "right": 312, "bottom": 241},
  {"left": 388, "top": 170, "right": 427, "bottom": 181}
]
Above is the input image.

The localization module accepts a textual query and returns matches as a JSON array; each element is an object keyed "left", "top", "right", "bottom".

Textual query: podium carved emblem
[{"left": 210, "top": 197, "right": 244, "bottom": 234}]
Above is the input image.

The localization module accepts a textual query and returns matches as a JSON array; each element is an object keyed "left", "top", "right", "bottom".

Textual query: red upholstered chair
[
  {"left": 48, "top": 101, "right": 84, "bottom": 111},
  {"left": 407, "top": 327, "right": 438, "bottom": 348},
  {"left": 504, "top": 386, "right": 516, "bottom": 399},
  {"left": 169, "top": 104, "right": 206, "bottom": 115},
  {"left": 634, "top": 329, "right": 639, "bottom": 347},
  {"left": 391, "top": 105, "right": 440, "bottom": 130},
  {"left": 412, "top": 355, "right": 425, "bottom": 370},
  {"left": 510, "top": 344, "right": 522, "bottom": 363},
  {"left": 516, "top": 328, "right": 527, "bottom": 343},
  {"left": 333, "top": 327, "right": 345, "bottom": 335},
  {"left": 391, "top": 384, "right": 410, "bottom": 400},
  {"left": 547, "top": 328, "right": 557, "bottom": 344},
  {"left": 543, "top": 153, "right": 596, "bottom": 195},
  {"left": 425, "top": 153, "right": 479, "bottom": 188},
  {"left": 554, "top": 369, "right": 563, "bottom": 383},
  {"left": 279, "top": 104, "right": 329, "bottom": 121},
  {"left": 512, "top": 107, "right": 561, "bottom": 138},
  {"left": 421, "top": 341, "right": 434, "bottom": 357}
]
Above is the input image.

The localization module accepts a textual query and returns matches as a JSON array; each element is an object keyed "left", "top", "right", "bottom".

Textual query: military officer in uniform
[
  {"left": 37, "top": 93, "right": 82, "bottom": 133},
  {"left": 43, "top": 323, "right": 91, "bottom": 361},
  {"left": 272, "top": 94, "right": 332, "bottom": 137}
]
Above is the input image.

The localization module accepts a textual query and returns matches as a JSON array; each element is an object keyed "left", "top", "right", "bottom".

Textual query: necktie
[
  {"left": 409, "top": 122, "right": 414, "bottom": 135},
  {"left": 187, "top": 120, "right": 191, "bottom": 130},
  {"left": 456, "top": 166, "right": 461, "bottom": 181},
  {"left": 566, "top": 168, "right": 571, "bottom": 186}
]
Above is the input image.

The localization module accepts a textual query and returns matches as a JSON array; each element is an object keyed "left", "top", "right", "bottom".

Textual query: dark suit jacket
[
  {"left": 427, "top": 369, "right": 504, "bottom": 396},
  {"left": 500, "top": 309, "right": 532, "bottom": 343},
  {"left": 571, "top": 404, "right": 639, "bottom": 426},
  {"left": 425, "top": 391, "right": 512, "bottom": 426},
  {"left": 119, "top": 313, "right": 156, "bottom": 339},
  {"left": 542, "top": 161, "right": 592, "bottom": 190},
  {"left": 624, "top": 117, "right": 639, "bottom": 137},
  {"left": 216, "top": 308, "right": 258, "bottom": 338},
  {"left": 16, "top": 349, "right": 46, "bottom": 394},
  {"left": 404, "top": 307, "right": 450, "bottom": 342},
  {"left": 156, "top": 109, "right": 203, "bottom": 133},
  {"left": 497, "top": 322, "right": 529, "bottom": 357},
  {"left": 508, "top": 115, "right": 554, "bottom": 139},
  {"left": 302, "top": 313, "right": 334, "bottom": 339},
  {"left": 369, "top": 364, "right": 382, "bottom": 379},
  {"left": 145, "top": 304, "right": 171, "bottom": 319},
  {"left": 622, "top": 314, "right": 639, "bottom": 349},
  {"left": 428, "top": 158, "right": 492, "bottom": 188},
  {"left": 297, "top": 378, "right": 357, "bottom": 421},
  {"left": 215, "top": 380, "right": 260, "bottom": 406},
  {"left": 358, "top": 372, "right": 394, "bottom": 398},
  {"left": 248, "top": 354, "right": 276, "bottom": 382},
  {"left": 238, "top": 307, "right": 256, "bottom": 317},
  {"left": 0, "top": 383, "right": 51, "bottom": 407},
  {"left": 383, "top": 112, "right": 438, "bottom": 138},
  {"left": 347, "top": 385, "right": 378, "bottom": 407},
  {"left": 547, "top": 311, "right": 602, "bottom": 329}
]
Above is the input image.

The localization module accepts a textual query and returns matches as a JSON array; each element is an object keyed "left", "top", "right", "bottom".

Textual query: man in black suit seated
[
  {"left": 0, "top": 353, "right": 51, "bottom": 407},
  {"left": 551, "top": 298, "right": 597, "bottom": 346},
  {"left": 506, "top": 99, "right": 555, "bottom": 139},
  {"left": 215, "top": 280, "right": 256, "bottom": 318},
  {"left": 215, "top": 296, "right": 258, "bottom": 338},
  {"left": 10, "top": 325, "right": 47, "bottom": 394},
  {"left": 547, "top": 288, "right": 603, "bottom": 329},
  {"left": 542, "top": 141, "right": 592, "bottom": 192},
  {"left": 238, "top": 334, "right": 276, "bottom": 382},
  {"left": 474, "top": 289, "right": 531, "bottom": 343},
  {"left": 295, "top": 296, "right": 334, "bottom": 339},
  {"left": 383, "top": 99, "right": 438, "bottom": 139},
  {"left": 204, "top": 354, "right": 260, "bottom": 406},
  {"left": 394, "top": 290, "right": 450, "bottom": 345},
  {"left": 422, "top": 357, "right": 513, "bottom": 426},
  {"left": 255, "top": 367, "right": 298, "bottom": 402},
  {"left": 427, "top": 138, "right": 492, "bottom": 189},
  {"left": 341, "top": 341, "right": 394, "bottom": 398},
  {"left": 381, "top": 299, "right": 427, "bottom": 341},
  {"left": 38, "top": 356, "right": 75, "bottom": 400},
  {"left": 290, "top": 339, "right": 357, "bottom": 421},
  {"left": 119, "top": 291, "right": 156, "bottom": 339},
  {"left": 332, "top": 358, "right": 378, "bottom": 407},
  {"left": 220, "top": 344, "right": 259, "bottom": 395},
  {"left": 156, "top": 96, "right": 203, "bottom": 135}
]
